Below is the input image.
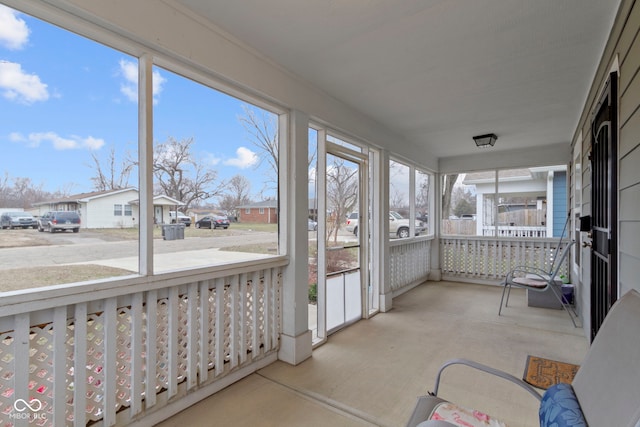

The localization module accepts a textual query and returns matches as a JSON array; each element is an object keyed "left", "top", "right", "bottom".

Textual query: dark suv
[{"left": 37, "top": 211, "right": 81, "bottom": 233}]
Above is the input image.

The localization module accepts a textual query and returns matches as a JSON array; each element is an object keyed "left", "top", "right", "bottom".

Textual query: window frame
[
  {"left": 1, "top": 1, "right": 289, "bottom": 286},
  {"left": 388, "top": 157, "right": 434, "bottom": 240}
]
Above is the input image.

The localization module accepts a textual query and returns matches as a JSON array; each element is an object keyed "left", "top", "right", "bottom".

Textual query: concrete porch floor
[{"left": 156, "top": 281, "right": 588, "bottom": 427}]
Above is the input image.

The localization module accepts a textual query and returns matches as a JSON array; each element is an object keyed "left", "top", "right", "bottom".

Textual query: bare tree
[
  {"left": 88, "top": 146, "right": 134, "bottom": 191},
  {"left": 452, "top": 186, "right": 476, "bottom": 217},
  {"left": 326, "top": 158, "right": 358, "bottom": 243},
  {"left": 153, "top": 136, "right": 224, "bottom": 209},
  {"left": 238, "top": 104, "right": 317, "bottom": 186},
  {"left": 389, "top": 160, "right": 410, "bottom": 215},
  {"left": 389, "top": 186, "right": 406, "bottom": 212},
  {"left": 442, "top": 174, "right": 459, "bottom": 219},
  {"left": 416, "top": 172, "right": 430, "bottom": 215},
  {"left": 0, "top": 172, "right": 69, "bottom": 208},
  {"left": 238, "top": 104, "right": 278, "bottom": 185},
  {"left": 0, "top": 172, "right": 10, "bottom": 206},
  {"left": 218, "top": 174, "right": 251, "bottom": 219}
]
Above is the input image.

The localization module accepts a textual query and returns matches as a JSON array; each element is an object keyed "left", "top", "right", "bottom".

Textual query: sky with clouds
[{"left": 0, "top": 4, "right": 273, "bottom": 201}]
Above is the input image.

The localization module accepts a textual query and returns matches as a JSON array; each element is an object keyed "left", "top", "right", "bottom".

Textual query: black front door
[{"left": 590, "top": 72, "right": 618, "bottom": 341}]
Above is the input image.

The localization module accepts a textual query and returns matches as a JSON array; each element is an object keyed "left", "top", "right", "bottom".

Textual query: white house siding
[
  {"left": 83, "top": 189, "right": 139, "bottom": 228},
  {"left": 572, "top": 0, "right": 640, "bottom": 333}
]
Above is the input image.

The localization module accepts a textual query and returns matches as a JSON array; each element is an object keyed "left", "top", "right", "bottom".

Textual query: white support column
[
  {"left": 139, "top": 53, "right": 153, "bottom": 275},
  {"left": 429, "top": 172, "right": 442, "bottom": 281},
  {"left": 376, "top": 150, "right": 393, "bottom": 311},
  {"left": 547, "top": 171, "right": 555, "bottom": 237},
  {"left": 279, "top": 110, "right": 312, "bottom": 365},
  {"left": 476, "top": 192, "right": 484, "bottom": 236}
]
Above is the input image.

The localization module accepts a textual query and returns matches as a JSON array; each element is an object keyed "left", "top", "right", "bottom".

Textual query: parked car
[
  {"left": 345, "top": 212, "right": 359, "bottom": 234},
  {"left": 346, "top": 211, "right": 426, "bottom": 238},
  {"left": 37, "top": 211, "right": 81, "bottom": 233},
  {"left": 169, "top": 211, "right": 192, "bottom": 227},
  {"left": 195, "top": 215, "right": 230, "bottom": 229},
  {"left": 0, "top": 211, "right": 38, "bottom": 229},
  {"left": 308, "top": 218, "right": 318, "bottom": 231},
  {"left": 389, "top": 211, "right": 426, "bottom": 238}
]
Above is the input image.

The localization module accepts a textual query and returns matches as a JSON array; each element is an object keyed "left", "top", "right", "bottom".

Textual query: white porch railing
[
  {"left": 441, "top": 237, "right": 569, "bottom": 282},
  {"left": 0, "top": 258, "right": 285, "bottom": 426},
  {"left": 389, "top": 238, "right": 432, "bottom": 293},
  {"left": 481, "top": 226, "right": 547, "bottom": 238}
]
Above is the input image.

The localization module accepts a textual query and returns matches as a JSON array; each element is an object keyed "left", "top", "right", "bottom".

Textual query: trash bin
[
  {"left": 162, "top": 224, "right": 176, "bottom": 240},
  {"left": 176, "top": 223, "right": 185, "bottom": 239}
]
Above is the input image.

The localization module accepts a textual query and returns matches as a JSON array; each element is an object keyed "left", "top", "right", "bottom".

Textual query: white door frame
[{"left": 316, "top": 132, "right": 371, "bottom": 343}]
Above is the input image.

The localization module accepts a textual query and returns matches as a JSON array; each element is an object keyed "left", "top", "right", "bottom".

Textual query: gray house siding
[{"left": 572, "top": 0, "right": 640, "bottom": 334}]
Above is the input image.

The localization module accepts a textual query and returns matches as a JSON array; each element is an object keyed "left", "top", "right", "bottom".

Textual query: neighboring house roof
[
  {"left": 237, "top": 200, "right": 278, "bottom": 209},
  {"left": 33, "top": 188, "right": 185, "bottom": 207},
  {"left": 463, "top": 166, "right": 565, "bottom": 186},
  {"left": 463, "top": 169, "right": 532, "bottom": 185},
  {"left": 77, "top": 187, "right": 138, "bottom": 202},
  {"left": 32, "top": 187, "right": 138, "bottom": 206},
  {"left": 128, "top": 195, "right": 184, "bottom": 206}
]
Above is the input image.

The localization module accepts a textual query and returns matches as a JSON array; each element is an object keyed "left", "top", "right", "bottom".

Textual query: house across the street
[
  {"left": 237, "top": 200, "right": 278, "bottom": 224},
  {"left": 31, "top": 188, "right": 185, "bottom": 228}
]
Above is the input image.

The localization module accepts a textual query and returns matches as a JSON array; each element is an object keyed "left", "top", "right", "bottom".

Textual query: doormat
[{"left": 523, "top": 355, "right": 580, "bottom": 390}]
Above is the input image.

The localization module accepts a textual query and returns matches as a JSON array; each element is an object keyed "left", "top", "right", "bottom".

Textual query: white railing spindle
[
  {"left": 145, "top": 289, "right": 158, "bottom": 409},
  {"left": 13, "top": 314, "right": 29, "bottom": 427},
  {"left": 198, "top": 280, "right": 210, "bottom": 383},
  {"left": 53, "top": 307, "right": 67, "bottom": 426},
  {"left": 103, "top": 297, "right": 118, "bottom": 426},
  {"left": 74, "top": 302, "right": 88, "bottom": 427},
  {"left": 130, "top": 291, "right": 144, "bottom": 416}
]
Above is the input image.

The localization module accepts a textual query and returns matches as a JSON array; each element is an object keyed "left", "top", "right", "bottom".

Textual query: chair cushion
[
  {"left": 427, "top": 402, "right": 506, "bottom": 427},
  {"left": 539, "top": 383, "right": 587, "bottom": 427},
  {"left": 512, "top": 277, "right": 547, "bottom": 288}
]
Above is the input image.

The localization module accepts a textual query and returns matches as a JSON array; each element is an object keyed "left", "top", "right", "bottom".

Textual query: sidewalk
[{"left": 68, "top": 247, "right": 275, "bottom": 272}]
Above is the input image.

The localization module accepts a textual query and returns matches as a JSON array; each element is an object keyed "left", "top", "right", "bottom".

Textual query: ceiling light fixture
[{"left": 473, "top": 133, "right": 497, "bottom": 148}]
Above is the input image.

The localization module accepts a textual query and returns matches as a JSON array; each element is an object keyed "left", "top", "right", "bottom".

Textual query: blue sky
[{"left": 0, "top": 5, "right": 274, "bottom": 202}]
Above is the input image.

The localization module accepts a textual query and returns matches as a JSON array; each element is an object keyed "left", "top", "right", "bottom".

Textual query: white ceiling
[{"left": 176, "top": 0, "right": 620, "bottom": 159}]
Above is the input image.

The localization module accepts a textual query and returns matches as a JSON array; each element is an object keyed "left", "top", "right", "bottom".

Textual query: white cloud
[
  {"left": 0, "top": 5, "right": 30, "bottom": 50},
  {"left": 83, "top": 136, "right": 106, "bottom": 150},
  {"left": 223, "top": 147, "right": 258, "bottom": 169},
  {"left": 0, "top": 61, "right": 49, "bottom": 104},
  {"left": 118, "top": 59, "right": 166, "bottom": 103},
  {"left": 10, "top": 131, "right": 105, "bottom": 150},
  {"left": 205, "top": 153, "right": 222, "bottom": 166}
]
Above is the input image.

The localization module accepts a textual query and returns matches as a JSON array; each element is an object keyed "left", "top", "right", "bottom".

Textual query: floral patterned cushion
[
  {"left": 427, "top": 402, "right": 507, "bottom": 427},
  {"left": 539, "top": 383, "right": 587, "bottom": 427}
]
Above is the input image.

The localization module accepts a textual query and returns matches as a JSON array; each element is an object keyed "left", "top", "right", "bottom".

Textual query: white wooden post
[{"left": 278, "top": 109, "right": 312, "bottom": 364}]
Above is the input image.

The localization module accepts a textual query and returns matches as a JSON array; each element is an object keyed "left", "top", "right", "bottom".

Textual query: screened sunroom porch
[{"left": 1, "top": 0, "right": 638, "bottom": 426}]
